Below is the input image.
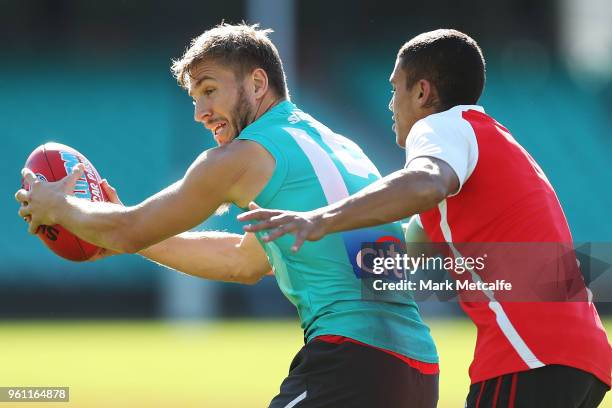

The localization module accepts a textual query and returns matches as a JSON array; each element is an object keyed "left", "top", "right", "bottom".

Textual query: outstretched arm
[
  {"left": 17, "top": 142, "right": 254, "bottom": 254},
  {"left": 92, "top": 180, "right": 271, "bottom": 285},
  {"left": 239, "top": 156, "right": 458, "bottom": 251}
]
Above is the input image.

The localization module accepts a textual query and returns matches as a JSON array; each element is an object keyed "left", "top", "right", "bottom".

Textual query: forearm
[
  {"left": 53, "top": 180, "right": 218, "bottom": 254},
  {"left": 139, "top": 232, "right": 266, "bottom": 284},
  {"left": 54, "top": 195, "right": 139, "bottom": 253},
  {"left": 321, "top": 168, "right": 446, "bottom": 234}
]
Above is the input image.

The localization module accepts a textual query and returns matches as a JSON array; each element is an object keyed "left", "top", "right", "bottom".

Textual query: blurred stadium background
[{"left": 1, "top": 0, "right": 611, "bottom": 406}]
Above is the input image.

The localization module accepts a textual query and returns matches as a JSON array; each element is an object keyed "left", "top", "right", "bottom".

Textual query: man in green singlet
[{"left": 16, "top": 23, "right": 438, "bottom": 407}]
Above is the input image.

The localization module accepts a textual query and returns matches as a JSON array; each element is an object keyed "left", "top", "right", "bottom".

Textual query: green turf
[{"left": 0, "top": 319, "right": 609, "bottom": 407}]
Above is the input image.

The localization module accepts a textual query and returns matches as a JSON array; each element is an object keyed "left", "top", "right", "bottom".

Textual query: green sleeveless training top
[{"left": 238, "top": 101, "right": 438, "bottom": 363}]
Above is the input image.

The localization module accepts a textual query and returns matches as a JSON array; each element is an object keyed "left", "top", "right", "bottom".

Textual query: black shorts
[
  {"left": 466, "top": 365, "right": 609, "bottom": 408},
  {"left": 269, "top": 338, "right": 439, "bottom": 408}
]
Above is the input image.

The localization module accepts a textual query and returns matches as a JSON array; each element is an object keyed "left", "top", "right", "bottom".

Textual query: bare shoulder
[
  {"left": 225, "top": 139, "right": 275, "bottom": 163},
  {"left": 188, "top": 139, "right": 275, "bottom": 206},
  {"left": 195, "top": 139, "right": 271, "bottom": 163}
]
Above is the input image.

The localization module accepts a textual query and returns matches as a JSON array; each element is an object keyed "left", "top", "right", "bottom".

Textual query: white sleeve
[{"left": 404, "top": 116, "right": 478, "bottom": 194}]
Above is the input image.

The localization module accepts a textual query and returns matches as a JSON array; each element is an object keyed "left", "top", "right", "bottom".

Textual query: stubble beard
[
  {"left": 229, "top": 86, "right": 255, "bottom": 141},
  {"left": 212, "top": 86, "right": 255, "bottom": 214}
]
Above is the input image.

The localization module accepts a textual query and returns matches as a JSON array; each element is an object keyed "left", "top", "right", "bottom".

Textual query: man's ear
[
  {"left": 252, "top": 68, "right": 269, "bottom": 99},
  {"left": 416, "top": 79, "right": 438, "bottom": 109}
]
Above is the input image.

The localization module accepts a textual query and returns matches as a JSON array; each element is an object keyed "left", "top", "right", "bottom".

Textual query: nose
[{"left": 193, "top": 99, "right": 212, "bottom": 123}]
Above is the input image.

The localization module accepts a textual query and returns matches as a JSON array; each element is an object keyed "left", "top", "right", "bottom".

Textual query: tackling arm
[
  {"left": 240, "top": 156, "right": 458, "bottom": 251},
  {"left": 317, "top": 156, "right": 458, "bottom": 233}
]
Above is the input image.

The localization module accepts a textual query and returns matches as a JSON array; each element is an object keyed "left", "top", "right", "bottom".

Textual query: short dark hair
[
  {"left": 172, "top": 23, "right": 288, "bottom": 98},
  {"left": 398, "top": 29, "right": 485, "bottom": 111}
]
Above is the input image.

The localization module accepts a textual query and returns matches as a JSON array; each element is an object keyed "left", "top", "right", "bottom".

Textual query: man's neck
[{"left": 252, "top": 93, "right": 287, "bottom": 123}]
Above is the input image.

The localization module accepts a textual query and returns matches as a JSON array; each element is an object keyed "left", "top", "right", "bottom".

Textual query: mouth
[
  {"left": 213, "top": 122, "right": 227, "bottom": 136},
  {"left": 209, "top": 121, "right": 229, "bottom": 144}
]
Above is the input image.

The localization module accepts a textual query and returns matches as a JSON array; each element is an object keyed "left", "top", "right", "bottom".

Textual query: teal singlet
[{"left": 238, "top": 101, "right": 438, "bottom": 363}]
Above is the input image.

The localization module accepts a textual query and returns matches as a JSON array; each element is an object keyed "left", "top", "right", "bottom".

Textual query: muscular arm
[
  {"left": 319, "top": 157, "right": 459, "bottom": 233},
  {"left": 18, "top": 140, "right": 274, "bottom": 254},
  {"left": 240, "top": 156, "right": 459, "bottom": 250},
  {"left": 139, "top": 232, "right": 271, "bottom": 285}
]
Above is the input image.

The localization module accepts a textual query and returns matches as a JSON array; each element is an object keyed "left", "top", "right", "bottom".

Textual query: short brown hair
[
  {"left": 398, "top": 29, "right": 486, "bottom": 111},
  {"left": 171, "top": 23, "right": 288, "bottom": 98}
]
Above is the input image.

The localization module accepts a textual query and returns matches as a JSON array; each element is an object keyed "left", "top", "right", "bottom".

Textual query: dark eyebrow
[{"left": 188, "top": 75, "right": 216, "bottom": 97}]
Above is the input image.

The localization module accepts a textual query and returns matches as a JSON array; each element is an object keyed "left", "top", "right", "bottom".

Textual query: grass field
[{"left": 0, "top": 319, "right": 609, "bottom": 407}]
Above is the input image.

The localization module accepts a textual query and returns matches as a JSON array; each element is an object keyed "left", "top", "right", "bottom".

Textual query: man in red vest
[{"left": 240, "top": 29, "right": 611, "bottom": 407}]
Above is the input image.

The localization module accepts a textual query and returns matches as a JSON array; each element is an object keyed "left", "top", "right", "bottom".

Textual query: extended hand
[
  {"left": 15, "top": 164, "right": 85, "bottom": 234},
  {"left": 237, "top": 202, "right": 329, "bottom": 252}
]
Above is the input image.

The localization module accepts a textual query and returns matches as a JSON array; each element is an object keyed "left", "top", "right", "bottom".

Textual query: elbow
[
  {"left": 239, "top": 273, "right": 264, "bottom": 285},
  {"left": 230, "top": 263, "right": 265, "bottom": 285},
  {"left": 415, "top": 177, "right": 450, "bottom": 211},
  {"left": 233, "top": 270, "right": 265, "bottom": 285},
  {"left": 223, "top": 242, "right": 268, "bottom": 285}
]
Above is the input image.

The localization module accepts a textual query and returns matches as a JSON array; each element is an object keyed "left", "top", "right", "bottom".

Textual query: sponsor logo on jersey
[{"left": 342, "top": 228, "right": 405, "bottom": 279}]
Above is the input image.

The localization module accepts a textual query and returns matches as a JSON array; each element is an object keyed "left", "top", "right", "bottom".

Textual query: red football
[{"left": 22, "top": 142, "right": 108, "bottom": 261}]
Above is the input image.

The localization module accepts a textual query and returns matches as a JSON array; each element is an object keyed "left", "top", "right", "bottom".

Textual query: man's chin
[
  {"left": 214, "top": 132, "right": 237, "bottom": 146},
  {"left": 395, "top": 134, "right": 406, "bottom": 149}
]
